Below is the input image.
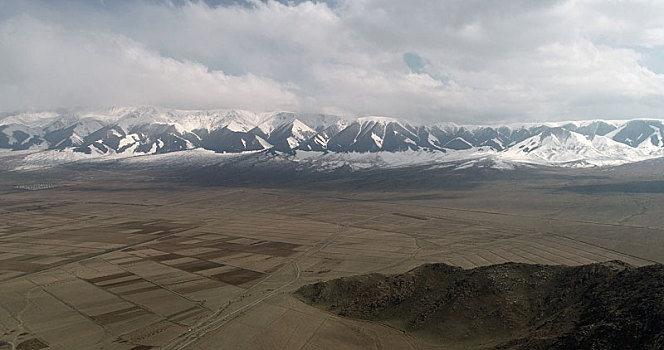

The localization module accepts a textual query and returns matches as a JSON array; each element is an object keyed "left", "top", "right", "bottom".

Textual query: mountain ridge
[{"left": 2, "top": 107, "right": 664, "bottom": 169}]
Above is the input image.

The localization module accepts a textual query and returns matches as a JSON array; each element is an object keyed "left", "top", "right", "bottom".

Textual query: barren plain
[{"left": 0, "top": 159, "right": 663, "bottom": 349}]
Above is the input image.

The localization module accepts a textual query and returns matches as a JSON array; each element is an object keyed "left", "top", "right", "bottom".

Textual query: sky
[{"left": 2, "top": 0, "right": 664, "bottom": 123}]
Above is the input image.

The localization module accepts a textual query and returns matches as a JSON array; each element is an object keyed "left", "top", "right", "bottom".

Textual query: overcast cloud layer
[{"left": 2, "top": 0, "right": 664, "bottom": 123}]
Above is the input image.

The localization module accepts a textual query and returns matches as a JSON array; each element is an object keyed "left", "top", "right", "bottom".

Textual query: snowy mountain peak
[
  {"left": 502, "top": 127, "right": 652, "bottom": 166},
  {"left": 2, "top": 107, "right": 664, "bottom": 169},
  {"left": 356, "top": 116, "right": 401, "bottom": 125}
]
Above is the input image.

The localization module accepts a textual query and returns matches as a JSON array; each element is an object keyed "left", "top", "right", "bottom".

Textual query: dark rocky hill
[{"left": 295, "top": 261, "right": 664, "bottom": 349}]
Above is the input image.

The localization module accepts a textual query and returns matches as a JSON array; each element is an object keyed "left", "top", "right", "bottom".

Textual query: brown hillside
[{"left": 296, "top": 261, "right": 664, "bottom": 349}]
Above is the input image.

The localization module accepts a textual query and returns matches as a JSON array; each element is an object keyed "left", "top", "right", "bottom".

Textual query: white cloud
[
  {"left": 1, "top": 0, "right": 664, "bottom": 122},
  {"left": 0, "top": 14, "right": 297, "bottom": 111}
]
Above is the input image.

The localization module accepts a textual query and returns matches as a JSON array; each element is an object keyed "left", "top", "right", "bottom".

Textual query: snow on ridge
[
  {"left": 290, "top": 148, "right": 496, "bottom": 171},
  {"left": 0, "top": 112, "right": 61, "bottom": 128},
  {"left": 499, "top": 128, "right": 659, "bottom": 167},
  {"left": 3, "top": 107, "right": 663, "bottom": 132},
  {"left": 3, "top": 107, "right": 664, "bottom": 171},
  {"left": 356, "top": 116, "right": 401, "bottom": 124},
  {"left": 286, "top": 120, "right": 316, "bottom": 143},
  {"left": 253, "top": 112, "right": 296, "bottom": 134}
]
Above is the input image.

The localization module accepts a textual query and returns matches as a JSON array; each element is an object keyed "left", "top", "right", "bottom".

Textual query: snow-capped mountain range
[{"left": 2, "top": 106, "right": 664, "bottom": 170}]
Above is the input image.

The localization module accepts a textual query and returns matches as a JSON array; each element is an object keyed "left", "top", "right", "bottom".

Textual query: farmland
[{"left": 0, "top": 162, "right": 663, "bottom": 349}]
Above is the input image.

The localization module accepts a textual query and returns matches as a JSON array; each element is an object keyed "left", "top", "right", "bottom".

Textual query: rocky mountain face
[
  {"left": 2, "top": 107, "right": 664, "bottom": 167},
  {"left": 296, "top": 261, "right": 664, "bottom": 350}
]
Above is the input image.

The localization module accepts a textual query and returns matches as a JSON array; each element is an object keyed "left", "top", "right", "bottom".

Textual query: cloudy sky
[{"left": 2, "top": 0, "right": 664, "bottom": 123}]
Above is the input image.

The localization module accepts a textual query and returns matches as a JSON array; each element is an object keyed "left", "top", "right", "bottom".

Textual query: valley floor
[{"left": 0, "top": 163, "right": 663, "bottom": 349}]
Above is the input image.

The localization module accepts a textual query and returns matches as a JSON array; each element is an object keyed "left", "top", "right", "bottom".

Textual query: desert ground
[{"left": 0, "top": 160, "right": 663, "bottom": 349}]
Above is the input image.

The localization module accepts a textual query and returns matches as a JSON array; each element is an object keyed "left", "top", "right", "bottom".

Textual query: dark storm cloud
[{"left": 1, "top": 0, "right": 664, "bottom": 122}]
